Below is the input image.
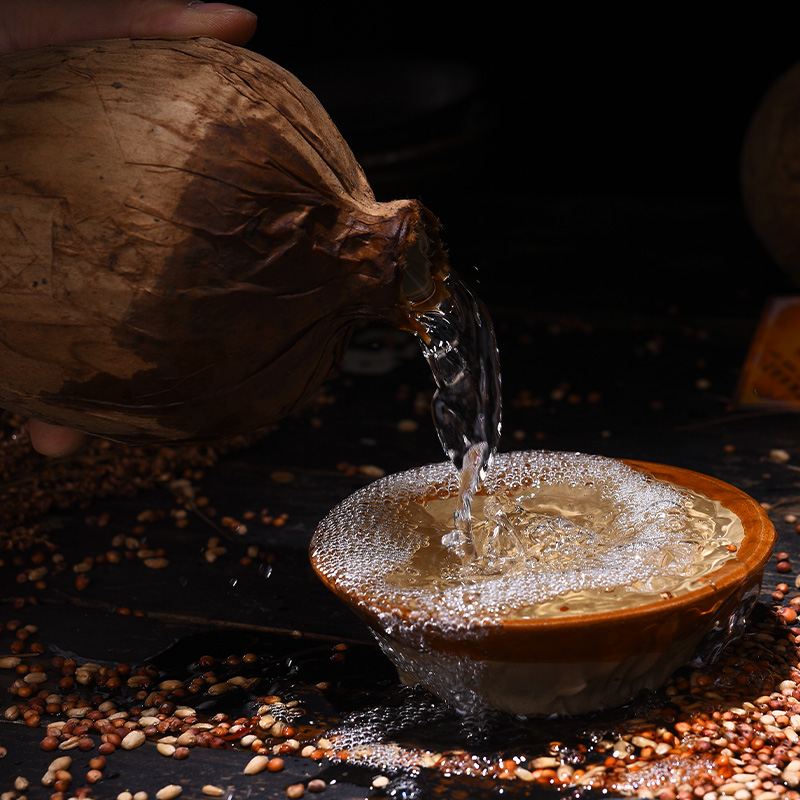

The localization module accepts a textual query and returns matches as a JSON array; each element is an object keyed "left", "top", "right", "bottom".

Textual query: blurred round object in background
[{"left": 742, "top": 60, "right": 800, "bottom": 287}]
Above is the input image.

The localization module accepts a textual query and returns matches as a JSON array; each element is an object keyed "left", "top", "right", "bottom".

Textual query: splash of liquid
[
  {"left": 415, "top": 273, "right": 501, "bottom": 556},
  {"left": 385, "top": 479, "right": 745, "bottom": 618}
]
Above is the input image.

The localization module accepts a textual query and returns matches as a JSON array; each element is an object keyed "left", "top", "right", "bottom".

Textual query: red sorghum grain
[{"left": 86, "top": 768, "right": 103, "bottom": 783}]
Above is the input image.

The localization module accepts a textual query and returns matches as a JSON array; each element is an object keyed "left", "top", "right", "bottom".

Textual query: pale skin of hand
[{"left": 0, "top": 0, "right": 257, "bottom": 456}]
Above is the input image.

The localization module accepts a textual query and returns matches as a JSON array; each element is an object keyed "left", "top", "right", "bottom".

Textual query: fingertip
[
  {"left": 27, "top": 419, "right": 87, "bottom": 457},
  {"left": 186, "top": 3, "right": 258, "bottom": 46},
  {"left": 131, "top": 3, "right": 258, "bottom": 47}
]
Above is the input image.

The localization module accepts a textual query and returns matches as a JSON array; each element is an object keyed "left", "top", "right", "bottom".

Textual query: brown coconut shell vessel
[
  {"left": 311, "top": 457, "right": 776, "bottom": 716},
  {"left": 0, "top": 37, "right": 447, "bottom": 442}
]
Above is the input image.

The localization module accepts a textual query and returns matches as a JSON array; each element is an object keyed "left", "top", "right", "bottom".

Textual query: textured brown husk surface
[{"left": 0, "top": 36, "right": 445, "bottom": 442}]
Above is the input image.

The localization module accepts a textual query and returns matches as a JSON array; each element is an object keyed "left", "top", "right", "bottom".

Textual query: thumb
[
  {"left": 27, "top": 419, "right": 87, "bottom": 458},
  {"left": 131, "top": 1, "right": 258, "bottom": 44},
  {"left": 0, "top": 0, "right": 257, "bottom": 55}
]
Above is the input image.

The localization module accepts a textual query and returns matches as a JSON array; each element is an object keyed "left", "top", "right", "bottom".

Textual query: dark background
[{"left": 241, "top": 8, "right": 800, "bottom": 318}]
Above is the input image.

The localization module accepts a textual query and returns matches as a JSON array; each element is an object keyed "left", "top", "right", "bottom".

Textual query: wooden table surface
[
  {"left": 4, "top": 20, "right": 800, "bottom": 795},
  {"left": 3, "top": 191, "right": 800, "bottom": 797}
]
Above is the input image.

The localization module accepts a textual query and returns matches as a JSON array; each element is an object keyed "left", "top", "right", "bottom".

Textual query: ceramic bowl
[{"left": 310, "top": 451, "right": 775, "bottom": 717}]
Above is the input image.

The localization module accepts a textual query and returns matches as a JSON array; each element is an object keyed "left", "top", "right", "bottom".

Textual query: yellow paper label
[{"left": 737, "top": 296, "right": 800, "bottom": 408}]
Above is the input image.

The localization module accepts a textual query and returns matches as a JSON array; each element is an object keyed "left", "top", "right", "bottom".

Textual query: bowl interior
[{"left": 310, "top": 452, "right": 776, "bottom": 663}]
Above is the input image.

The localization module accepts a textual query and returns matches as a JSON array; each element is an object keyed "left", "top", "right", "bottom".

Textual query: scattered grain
[
  {"left": 155, "top": 786, "right": 182, "bottom": 800},
  {"left": 358, "top": 465, "right": 385, "bottom": 478},
  {"left": 244, "top": 754, "right": 269, "bottom": 775},
  {"left": 121, "top": 730, "right": 146, "bottom": 750}
]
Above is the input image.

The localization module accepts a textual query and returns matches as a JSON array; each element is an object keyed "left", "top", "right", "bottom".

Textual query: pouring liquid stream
[
  {"left": 406, "top": 277, "right": 747, "bottom": 602},
  {"left": 414, "top": 273, "right": 502, "bottom": 561}
]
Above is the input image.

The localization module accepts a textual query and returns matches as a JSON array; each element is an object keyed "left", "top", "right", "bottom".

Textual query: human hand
[
  {"left": 0, "top": 0, "right": 257, "bottom": 55},
  {"left": 0, "top": 0, "right": 257, "bottom": 454},
  {"left": 25, "top": 420, "right": 88, "bottom": 458}
]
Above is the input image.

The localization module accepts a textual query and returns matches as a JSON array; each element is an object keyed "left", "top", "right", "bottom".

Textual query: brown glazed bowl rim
[{"left": 311, "top": 456, "right": 776, "bottom": 663}]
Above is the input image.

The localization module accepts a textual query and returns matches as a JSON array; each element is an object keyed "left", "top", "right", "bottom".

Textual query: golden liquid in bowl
[
  {"left": 383, "top": 480, "right": 743, "bottom": 620},
  {"left": 313, "top": 451, "right": 744, "bottom": 636}
]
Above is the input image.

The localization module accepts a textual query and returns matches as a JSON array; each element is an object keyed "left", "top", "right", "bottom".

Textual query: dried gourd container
[{"left": 0, "top": 37, "right": 445, "bottom": 442}]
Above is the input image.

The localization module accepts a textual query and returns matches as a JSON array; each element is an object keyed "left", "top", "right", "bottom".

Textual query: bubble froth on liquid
[{"left": 311, "top": 451, "right": 744, "bottom": 649}]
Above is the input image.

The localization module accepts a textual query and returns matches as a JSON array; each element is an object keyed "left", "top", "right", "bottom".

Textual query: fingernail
[{"left": 187, "top": 1, "right": 251, "bottom": 11}]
